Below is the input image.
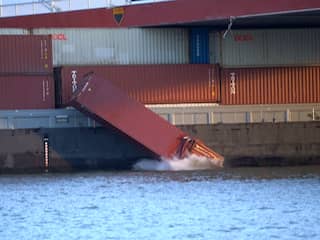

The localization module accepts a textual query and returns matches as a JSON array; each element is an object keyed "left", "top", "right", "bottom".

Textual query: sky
[
  {"left": 1, "top": 0, "right": 133, "bottom": 7},
  {"left": 2, "top": 0, "right": 44, "bottom": 4},
  {"left": 0, "top": 0, "right": 140, "bottom": 16},
  {"left": 0, "top": 0, "right": 159, "bottom": 17},
  {"left": 1, "top": 0, "right": 152, "bottom": 4}
]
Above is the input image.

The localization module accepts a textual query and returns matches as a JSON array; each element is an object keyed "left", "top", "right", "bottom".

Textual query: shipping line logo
[
  {"left": 52, "top": 34, "right": 67, "bottom": 41},
  {"left": 113, "top": 7, "right": 124, "bottom": 25},
  {"left": 233, "top": 34, "right": 253, "bottom": 42}
]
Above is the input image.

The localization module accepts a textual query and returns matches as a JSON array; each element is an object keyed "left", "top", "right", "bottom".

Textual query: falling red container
[
  {"left": 221, "top": 66, "right": 320, "bottom": 105},
  {"left": 0, "top": 35, "right": 52, "bottom": 75},
  {"left": 57, "top": 64, "right": 220, "bottom": 106},
  {"left": 70, "top": 73, "right": 186, "bottom": 158},
  {"left": 70, "top": 72, "right": 224, "bottom": 164},
  {"left": 0, "top": 75, "right": 55, "bottom": 110}
]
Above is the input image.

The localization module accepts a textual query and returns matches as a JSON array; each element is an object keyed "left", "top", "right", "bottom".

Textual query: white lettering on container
[
  {"left": 230, "top": 72, "right": 236, "bottom": 95},
  {"left": 71, "top": 70, "right": 78, "bottom": 93}
]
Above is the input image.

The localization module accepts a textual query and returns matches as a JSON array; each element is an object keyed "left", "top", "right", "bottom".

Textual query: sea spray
[
  {"left": 132, "top": 159, "right": 171, "bottom": 171},
  {"left": 133, "top": 154, "right": 221, "bottom": 171}
]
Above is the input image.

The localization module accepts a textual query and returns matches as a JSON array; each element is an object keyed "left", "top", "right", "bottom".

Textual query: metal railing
[
  {"left": 0, "top": 0, "right": 168, "bottom": 17},
  {"left": 0, "top": 104, "right": 319, "bottom": 129}
]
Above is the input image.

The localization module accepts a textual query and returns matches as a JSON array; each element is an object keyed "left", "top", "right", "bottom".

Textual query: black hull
[
  {"left": 1, "top": 122, "right": 320, "bottom": 173},
  {"left": 0, "top": 127, "right": 156, "bottom": 173}
]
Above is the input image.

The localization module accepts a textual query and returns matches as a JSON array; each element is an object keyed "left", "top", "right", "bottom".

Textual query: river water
[{"left": 1, "top": 167, "right": 320, "bottom": 240}]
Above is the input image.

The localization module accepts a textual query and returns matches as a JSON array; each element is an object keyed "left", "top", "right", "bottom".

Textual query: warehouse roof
[{"left": 0, "top": 0, "right": 320, "bottom": 28}]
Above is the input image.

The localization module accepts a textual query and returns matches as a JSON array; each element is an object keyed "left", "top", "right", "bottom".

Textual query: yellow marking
[{"left": 113, "top": 7, "right": 124, "bottom": 15}]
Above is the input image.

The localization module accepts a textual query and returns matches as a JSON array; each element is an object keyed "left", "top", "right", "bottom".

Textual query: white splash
[{"left": 133, "top": 154, "right": 222, "bottom": 171}]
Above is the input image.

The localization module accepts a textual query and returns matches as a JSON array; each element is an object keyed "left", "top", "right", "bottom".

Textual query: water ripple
[{"left": 1, "top": 168, "right": 320, "bottom": 240}]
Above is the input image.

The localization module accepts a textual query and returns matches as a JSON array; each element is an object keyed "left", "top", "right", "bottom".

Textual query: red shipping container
[
  {"left": 70, "top": 73, "right": 186, "bottom": 158},
  {"left": 221, "top": 66, "right": 320, "bottom": 105},
  {"left": 70, "top": 73, "right": 223, "bottom": 164},
  {"left": 57, "top": 64, "right": 220, "bottom": 106},
  {"left": 0, "top": 35, "right": 52, "bottom": 74},
  {"left": 0, "top": 75, "right": 55, "bottom": 110}
]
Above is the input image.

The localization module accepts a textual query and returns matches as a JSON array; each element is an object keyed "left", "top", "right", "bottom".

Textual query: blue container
[{"left": 189, "top": 28, "right": 209, "bottom": 64}]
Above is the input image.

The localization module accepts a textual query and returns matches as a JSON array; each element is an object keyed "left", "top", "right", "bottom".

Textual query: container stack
[
  {"left": 218, "top": 29, "right": 320, "bottom": 67},
  {"left": 221, "top": 66, "right": 320, "bottom": 105},
  {"left": 33, "top": 27, "right": 220, "bottom": 106},
  {"left": 1, "top": 27, "right": 318, "bottom": 110},
  {"left": 33, "top": 28, "right": 189, "bottom": 65},
  {"left": 0, "top": 35, "right": 55, "bottom": 110},
  {"left": 214, "top": 28, "right": 320, "bottom": 106},
  {"left": 43, "top": 27, "right": 319, "bottom": 107},
  {"left": 56, "top": 64, "right": 220, "bottom": 106}
]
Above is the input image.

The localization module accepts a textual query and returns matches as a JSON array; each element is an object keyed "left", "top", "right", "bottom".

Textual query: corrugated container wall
[
  {"left": 189, "top": 28, "right": 209, "bottom": 64},
  {"left": 0, "top": 29, "right": 28, "bottom": 35},
  {"left": 0, "top": 75, "right": 55, "bottom": 109},
  {"left": 33, "top": 28, "right": 189, "bottom": 66},
  {"left": 209, "top": 31, "right": 221, "bottom": 64},
  {"left": 221, "top": 29, "right": 320, "bottom": 67},
  {"left": 221, "top": 66, "right": 320, "bottom": 105},
  {"left": 0, "top": 35, "right": 52, "bottom": 74},
  {"left": 57, "top": 64, "right": 220, "bottom": 106}
]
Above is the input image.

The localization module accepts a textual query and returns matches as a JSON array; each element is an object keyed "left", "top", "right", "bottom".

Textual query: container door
[{"left": 189, "top": 28, "right": 209, "bottom": 64}]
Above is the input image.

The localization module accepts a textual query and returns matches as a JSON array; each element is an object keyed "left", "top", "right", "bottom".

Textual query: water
[{"left": 1, "top": 167, "right": 320, "bottom": 240}]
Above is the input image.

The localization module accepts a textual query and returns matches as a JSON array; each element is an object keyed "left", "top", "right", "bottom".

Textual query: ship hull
[
  {"left": 0, "top": 126, "right": 155, "bottom": 173},
  {"left": 1, "top": 121, "right": 320, "bottom": 173}
]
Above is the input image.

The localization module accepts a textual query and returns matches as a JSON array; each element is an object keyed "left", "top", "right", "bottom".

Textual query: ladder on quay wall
[{"left": 0, "top": 0, "right": 169, "bottom": 17}]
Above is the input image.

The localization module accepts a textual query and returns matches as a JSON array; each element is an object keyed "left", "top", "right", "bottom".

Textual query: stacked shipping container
[
  {"left": 221, "top": 66, "right": 320, "bottom": 105},
  {"left": 0, "top": 35, "right": 55, "bottom": 109},
  {"left": 216, "top": 29, "right": 320, "bottom": 67},
  {"left": 33, "top": 28, "right": 189, "bottom": 66},
  {"left": 0, "top": 75, "right": 54, "bottom": 109},
  {"left": 0, "top": 27, "right": 319, "bottom": 109},
  {"left": 23, "top": 28, "right": 320, "bottom": 70},
  {"left": 216, "top": 28, "right": 320, "bottom": 106},
  {"left": 18, "top": 28, "right": 318, "bottom": 68},
  {"left": 57, "top": 64, "right": 220, "bottom": 106},
  {"left": 0, "top": 35, "right": 52, "bottom": 74},
  {"left": 58, "top": 64, "right": 320, "bottom": 106}
]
